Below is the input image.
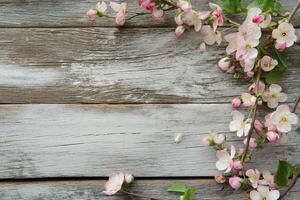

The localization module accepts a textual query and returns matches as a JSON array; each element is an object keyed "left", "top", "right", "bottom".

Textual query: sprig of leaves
[
  {"left": 275, "top": 160, "right": 299, "bottom": 187},
  {"left": 220, "top": 0, "right": 245, "bottom": 14},
  {"left": 168, "top": 183, "right": 197, "bottom": 200},
  {"left": 247, "top": 0, "right": 282, "bottom": 13}
]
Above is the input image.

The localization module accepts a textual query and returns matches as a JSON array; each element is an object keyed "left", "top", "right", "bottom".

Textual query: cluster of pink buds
[{"left": 138, "top": 0, "right": 164, "bottom": 19}]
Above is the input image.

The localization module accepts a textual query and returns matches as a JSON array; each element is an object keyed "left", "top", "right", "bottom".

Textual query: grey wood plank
[
  {"left": 0, "top": 27, "right": 299, "bottom": 103},
  {"left": 0, "top": 104, "right": 299, "bottom": 178},
  {"left": 0, "top": 0, "right": 299, "bottom": 27},
  {"left": 0, "top": 179, "right": 299, "bottom": 200}
]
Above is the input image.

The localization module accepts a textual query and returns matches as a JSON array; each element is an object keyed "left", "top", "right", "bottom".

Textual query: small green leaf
[
  {"left": 221, "top": 0, "right": 244, "bottom": 14},
  {"left": 247, "top": 0, "right": 282, "bottom": 12},
  {"left": 275, "top": 160, "right": 297, "bottom": 186},
  {"left": 167, "top": 183, "right": 187, "bottom": 193},
  {"left": 182, "top": 187, "right": 197, "bottom": 200},
  {"left": 265, "top": 68, "right": 284, "bottom": 84}
]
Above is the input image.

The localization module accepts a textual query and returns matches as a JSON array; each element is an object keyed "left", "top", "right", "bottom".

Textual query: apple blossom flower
[
  {"left": 182, "top": 11, "right": 202, "bottom": 32},
  {"left": 229, "top": 176, "right": 242, "bottom": 190},
  {"left": 87, "top": 9, "right": 97, "bottom": 20},
  {"left": 250, "top": 186, "right": 280, "bottom": 200},
  {"left": 124, "top": 173, "right": 134, "bottom": 183},
  {"left": 241, "top": 93, "right": 256, "bottom": 107},
  {"left": 175, "top": 26, "right": 185, "bottom": 37},
  {"left": 201, "top": 25, "right": 222, "bottom": 45},
  {"left": 174, "top": 133, "right": 183, "bottom": 143},
  {"left": 259, "top": 170, "right": 276, "bottom": 189},
  {"left": 246, "top": 169, "right": 260, "bottom": 188},
  {"left": 260, "top": 14, "right": 272, "bottom": 28},
  {"left": 224, "top": 32, "right": 238, "bottom": 54},
  {"left": 215, "top": 175, "right": 226, "bottom": 184},
  {"left": 231, "top": 98, "right": 241, "bottom": 109},
  {"left": 233, "top": 160, "right": 243, "bottom": 170},
  {"left": 209, "top": 3, "right": 223, "bottom": 29},
  {"left": 139, "top": 0, "right": 155, "bottom": 11},
  {"left": 246, "top": 8, "right": 264, "bottom": 25},
  {"left": 215, "top": 145, "right": 235, "bottom": 173},
  {"left": 110, "top": 2, "right": 127, "bottom": 26},
  {"left": 218, "top": 57, "right": 231, "bottom": 72},
  {"left": 262, "top": 84, "right": 287, "bottom": 108},
  {"left": 267, "top": 131, "right": 280, "bottom": 143},
  {"left": 240, "top": 57, "right": 256, "bottom": 72},
  {"left": 177, "top": 0, "right": 192, "bottom": 13},
  {"left": 96, "top": 1, "right": 108, "bottom": 15},
  {"left": 259, "top": 56, "right": 278, "bottom": 72},
  {"left": 201, "top": 132, "right": 225, "bottom": 146},
  {"left": 103, "top": 172, "right": 125, "bottom": 195},
  {"left": 272, "top": 22, "right": 297, "bottom": 48},
  {"left": 254, "top": 119, "right": 263, "bottom": 133},
  {"left": 199, "top": 42, "right": 206, "bottom": 52},
  {"left": 239, "top": 22, "right": 262, "bottom": 41},
  {"left": 270, "top": 104, "right": 298, "bottom": 132},
  {"left": 235, "top": 33, "right": 259, "bottom": 61},
  {"left": 230, "top": 111, "right": 251, "bottom": 137},
  {"left": 152, "top": 8, "right": 164, "bottom": 20},
  {"left": 244, "top": 138, "right": 257, "bottom": 149}
]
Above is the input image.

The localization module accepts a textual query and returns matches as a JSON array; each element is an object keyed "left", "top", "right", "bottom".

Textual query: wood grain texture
[
  {"left": 0, "top": 104, "right": 299, "bottom": 178},
  {"left": 0, "top": 179, "right": 299, "bottom": 200},
  {"left": 0, "top": 27, "right": 299, "bottom": 103},
  {"left": 0, "top": 0, "right": 299, "bottom": 28}
]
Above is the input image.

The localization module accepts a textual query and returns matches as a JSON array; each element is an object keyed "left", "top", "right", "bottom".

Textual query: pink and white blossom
[
  {"left": 241, "top": 93, "right": 257, "bottom": 107},
  {"left": 270, "top": 104, "right": 298, "bottom": 132},
  {"left": 177, "top": 0, "right": 192, "bottom": 13},
  {"left": 233, "top": 160, "right": 243, "bottom": 170},
  {"left": 267, "top": 131, "right": 280, "bottom": 143},
  {"left": 201, "top": 132, "right": 225, "bottom": 146},
  {"left": 182, "top": 11, "right": 202, "bottom": 32},
  {"left": 254, "top": 119, "right": 264, "bottom": 133},
  {"left": 215, "top": 175, "right": 226, "bottom": 183},
  {"left": 260, "top": 56, "right": 278, "bottom": 72},
  {"left": 230, "top": 111, "right": 251, "bottom": 137},
  {"left": 201, "top": 25, "right": 222, "bottom": 45},
  {"left": 87, "top": 9, "right": 97, "bottom": 20},
  {"left": 218, "top": 57, "right": 231, "bottom": 72},
  {"left": 262, "top": 84, "right": 287, "bottom": 108},
  {"left": 248, "top": 81, "right": 265, "bottom": 95},
  {"left": 216, "top": 145, "right": 235, "bottom": 173},
  {"left": 246, "top": 169, "right": 260, "bottom": 188},
  {"left": 96, "top": 1, "right": 108, "bottom": 15},
  {"left": 259, "top": 170, "right": 276, "bottom": 189},
  {"left": 272, "top": 22, "right": 297, "bottom": 48},
  {"left": 110, "top": 2, "right": 127, "bottom": 26},
  {"left": 250, "top": 186, "right": 280, "bottom": 200},
  {"left": 103, "top": 172, "right": 125, "bottom": 195},
  {"left": 152, "top": 8, "right": 164, "bottom": 20},
  {"left": 231, "top": 98, "right": 241, "bottom": 109},
  {"left": 229, "top": 176, "right": 242, "bottom": 190}
]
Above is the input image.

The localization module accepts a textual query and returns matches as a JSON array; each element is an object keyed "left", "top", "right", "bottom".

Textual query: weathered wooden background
[{"left": 0, "top": 0, "right": 299, "bottom": 199}]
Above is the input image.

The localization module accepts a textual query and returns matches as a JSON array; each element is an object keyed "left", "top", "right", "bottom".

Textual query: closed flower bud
[
  {"left": 213, "top": 134, "right": 225, "bottom": 144},
  {"left": 254, "top": 119, "right": 263, "bottom": 133},
  {"left": 229, "top": 176, "right": 242, "bottom": 190},
  {"left": 267, "top": 131, "right": 280, "bottom": 143},
  {"left": 124, "top": 173, "right": 134, "bottom": 183},
  {"left": 218, "top": 57, "right": 231, "bottom": 72},
  {"left": 215, "top": 175, "right": 226, "bottom": 184},
  {"left": 87, "top": 9, "right": 97, "bottom": 20},
  {"left": 175, "top": 26, "right": 185, "bottom": 37},
  {"left": 233, "top": 160, "right": 243, "bottom": 170},
  {"left": 231, "top": 98, "right": 241, "bottom": 108}
]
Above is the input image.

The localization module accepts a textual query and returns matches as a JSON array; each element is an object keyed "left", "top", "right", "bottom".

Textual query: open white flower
[
  {"left": 201, "top": 25, "right": 222, "bottom": 45},
  {"left": 262, "top": 84, "right": 287, "bottom": 108},
  {"left": 103, "top": 172, "right": 125, "bottom": 195},
  {"left": 230, "top": 111, "right": 251, "bottom": 137},
  {"left": 216, "top": 145, "right": 235, "bottom": 173},
  {"left": 250, "top": 186, "right": 280, "bottom": 200},
  {"left": 246, "top": 169, "right": 260, "bottom": 188},
  {"left": 241, "top": 93, "right": 256, "bottom": 107},
  {"left": 260, "top": 56, "right": 278, "bottom": 72},
  {"left": 272, "top": 22, "right": 297, "bottom": 48},
  {"left": 270, "top": 104, "right": 298, "bottom": 132},
  {"left": 182, "top": 11, "right": 202, "bottom": 32},
  {"left": 96, "top": 1, "right": 108, "bottom": 15}
]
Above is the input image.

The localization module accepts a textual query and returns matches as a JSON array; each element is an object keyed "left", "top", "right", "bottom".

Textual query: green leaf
[
  {"left": 275, "top": 160, "right": 298, "bottom": 186},
  {"left": 182, "top": 187, "right": 197, "bottom": 200},
  {"left": 167, "top": 183, "right": 187, "bottom": 193},
  {"left": 221, "top": 0, "right": 244, "bottom": 14},
  {"left": 247, "top": 0, "right": 282, "bottom": 12},
  {"left": 265, "top": 69, "right": 284, "bottom": 84}
]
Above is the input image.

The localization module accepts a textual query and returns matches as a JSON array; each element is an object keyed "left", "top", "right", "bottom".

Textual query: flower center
[
  {"left": 280, "top": 115, "right": 288, "bottom": 124},
  {"left": 245, "top": 44, "right": 252, "bottom": 49},
  {"left": 271, "top": 93, "right": 277, "bottom": 98},
  {"left": 282, "top": 32, "right": 287, "bottom": 37},
  {"left": 262, "top": 197, "right": 267, "bottom": 200}
]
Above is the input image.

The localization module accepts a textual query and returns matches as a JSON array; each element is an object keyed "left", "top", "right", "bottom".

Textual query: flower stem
[
  {"left": 288, "top": 0, "right": 300, "bottom": 23},
  {"left": 241, "top": 69, "right": 261, "bottom": 164},
  {"left": 279, "top": 167, "right": 300, "bottom": 200},
  {"left": 121, "top": 190, "right": 168, "bottom": 200},
  {"left": 292, "top": 96, "right": 300, "bottom": 113}
]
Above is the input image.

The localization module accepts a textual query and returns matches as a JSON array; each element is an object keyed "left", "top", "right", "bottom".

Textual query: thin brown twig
[
  {"left": 288, "top": 0, "right": 300, "bottom": 23},
  {"left": 292, "top": 96, "right": 300, "bottom": 113}
]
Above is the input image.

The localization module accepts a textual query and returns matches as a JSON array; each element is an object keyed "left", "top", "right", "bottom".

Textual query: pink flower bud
[
  {"left": 268, "top": 125, "right": 277, "bottom": 132},
  {"left": 152, "top": 8, "right": 164, "bottom": 20},
  {"left": 87, "top": 9, "right": 97, "bottom": 20},
  {"left": 213, "top": 134, "right": 225, "bottom": 144},
  {"left": 233, "top": 160, "right": 243, "bottom": 170},
  {"left": 252, "top": 15, "right": 263, "bottom": 24},
  {"left": 115, "top": 12, "right": 125, "bottom": 26},
  {"left": 275, "top": 42, "right": 287, "bottom": 51},
  {"left": 254, "top": 119, "right": 263, "bottom": 133},
  {"left": 231, "top": 98, "right": 241, "bottom": 108},
  {"left": 124, "top": 173, "right": 134, "bottom": 183},
  {"left": 215, "top": 175, "right": 226, "bottom": 184},
  {"left": 267, "top": 131, "right": 280, "bottom": 143},
  {"left": 175, "top": 26, "right": 185, "bottom": 37},
  {"left": 201, "top": 135, "right": 210, "bottom": 146},
  {"left": 229, "top": 176, "right": 242, "bottom": 190},
  {"left": 246, "top": 71, "right": 254, "bottom": 78},
  {"left": 218, "top": 57, "right": 231, "bottom": 72},
  {"left": 243, "top": 138, "right": 257, "bottom": 149}
]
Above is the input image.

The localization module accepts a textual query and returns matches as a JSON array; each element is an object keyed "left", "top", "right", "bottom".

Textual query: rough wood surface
[
  {"left": 0, "top": 0, "right": 299, "bottom": 28},
  {"left": 0, "top": 104, "right": 299, "bottom": 178},
  {"left": 0, "top": 27, "right": 299, "bottom": 103},
  {"left": 0, "top": 179, "right": 299, "bottom": 200}
]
